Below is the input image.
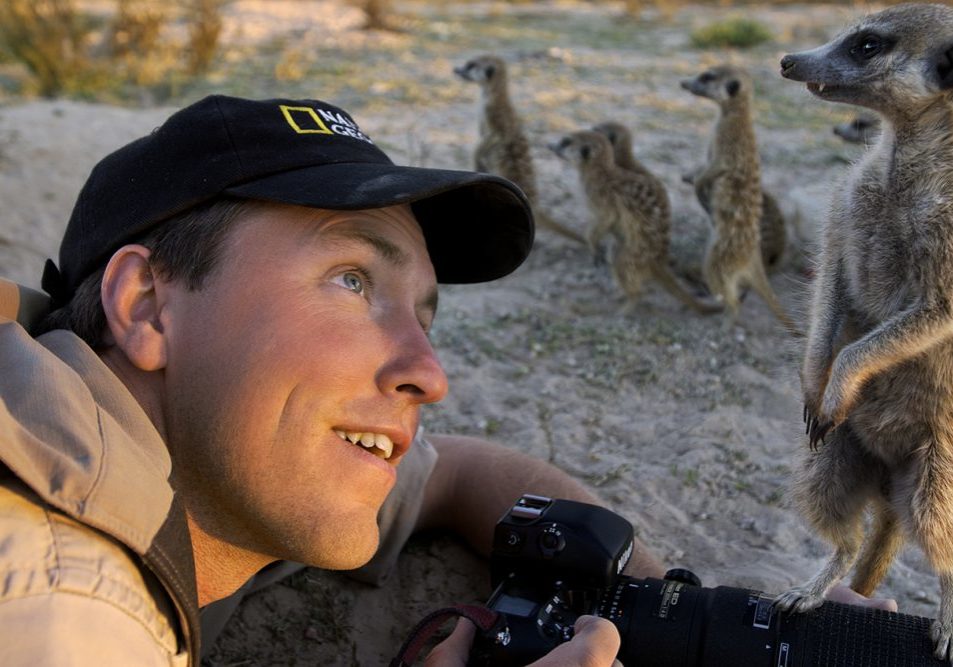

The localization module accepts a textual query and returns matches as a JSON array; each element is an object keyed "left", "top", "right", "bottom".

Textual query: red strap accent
[{"left": 389, "top": 604, "right": 501, "bottom": 667}]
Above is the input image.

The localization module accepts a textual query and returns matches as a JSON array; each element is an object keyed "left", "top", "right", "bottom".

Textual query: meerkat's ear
[
  {"left": 726, "top": 79, "right": 741, "bottom": 97},
  {"left": 581, "top": 145, "right": 591, "bottom": 160},
  {"left": 935, "top": 43, "right": 953, "bottom": 89},
  {"left": 485, "top": 64, "right": 496, "bottom": 79}
]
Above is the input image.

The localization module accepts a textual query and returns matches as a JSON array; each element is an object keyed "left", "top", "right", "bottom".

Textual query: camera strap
[{"left": 388, "top": 604, "right": 502, "bottom": 667}]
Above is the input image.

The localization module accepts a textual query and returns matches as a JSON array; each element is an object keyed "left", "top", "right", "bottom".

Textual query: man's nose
[{"left": 377, "top": 324, "right": 448, "bottom": 405}]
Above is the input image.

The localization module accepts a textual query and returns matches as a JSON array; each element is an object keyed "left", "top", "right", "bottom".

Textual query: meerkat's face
[
  {"left": 548, "top": 130, "right": 610, "bottom": 168},
  {"left": 453, "top": 55, "right": 505, "bottom": 86},
  {"left": 592, "top": 122, "right": 628, "bottom": 149},
  {"left": 780, "top": 3, "right": 953, "bottom": 113},
  {"left": 833, "top": 114, "right": 881, "bottom": 144},
  {"left": 680, "top": 66, "right": 749, "bottom": 103}
]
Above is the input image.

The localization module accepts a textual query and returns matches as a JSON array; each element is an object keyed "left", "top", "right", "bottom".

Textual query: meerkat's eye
[
  {"left": 699, "top": 72, "right": 716, "bottom": 83},
  {"left": 851, "top": 34, "right": 884, "bottom": 59}
]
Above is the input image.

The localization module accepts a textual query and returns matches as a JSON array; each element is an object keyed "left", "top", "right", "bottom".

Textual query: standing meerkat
[
  {"left": 681, "top": 65, "right": 800, "bottom": 335},
  {"left": 773, "top": 5, "right": 953, "bottom": 661},
  {"left": 454, "top": 54, "right": 586, "bottom": 244},
  {"left": 681, "top": 162, "right": 788, "bottom": 272},
  {"left": 550, "top": 130, "right": 721, "bottom": 314}
]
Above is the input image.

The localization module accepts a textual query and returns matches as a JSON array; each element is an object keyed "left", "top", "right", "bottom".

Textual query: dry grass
[{"left": 0, "top": 0, "right": 228, "bottom": 98}]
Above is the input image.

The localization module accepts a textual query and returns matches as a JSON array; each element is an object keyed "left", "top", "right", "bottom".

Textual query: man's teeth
[
  {"left": 818, "top": 83, "right": 826, "bottom": 93},
  {"left": 334, "top": 430, "right": 394, "bottom": 460}
]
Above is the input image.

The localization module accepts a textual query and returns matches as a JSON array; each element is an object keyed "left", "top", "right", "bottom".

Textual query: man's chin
[{"left": 301, "top": 524, "right": 380, "bottom": 571}]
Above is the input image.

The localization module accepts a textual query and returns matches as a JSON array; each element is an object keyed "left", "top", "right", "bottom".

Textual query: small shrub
[
  {"left": 691, "top": 17, "right": 773, "bottom": 49},
  {"left": 0, "top": 0, "right": 228, "bottom": 97},
  {"left": 0, "top": 0, "right": 99, "bottom": 97},
  {"left": 183, "top": 0, "right": 227, "bottom": 75}
]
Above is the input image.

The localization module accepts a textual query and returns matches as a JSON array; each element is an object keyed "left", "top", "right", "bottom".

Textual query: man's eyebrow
[{"left": 323, "top": 226, "right": 410, "bottom": 267}]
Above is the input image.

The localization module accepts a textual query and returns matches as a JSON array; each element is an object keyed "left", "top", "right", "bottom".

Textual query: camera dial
[{"left": 538, "top": 526, "right": 566, "bottom": 557}]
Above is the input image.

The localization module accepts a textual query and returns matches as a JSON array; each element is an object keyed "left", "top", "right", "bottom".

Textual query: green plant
[{"left": 690, "top": 17, "right": 772, "bottom": 49}]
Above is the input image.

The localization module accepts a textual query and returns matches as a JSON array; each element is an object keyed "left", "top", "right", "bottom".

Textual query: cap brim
[{"left": 225, "top": 163, "right": 535, "bottom": 284}]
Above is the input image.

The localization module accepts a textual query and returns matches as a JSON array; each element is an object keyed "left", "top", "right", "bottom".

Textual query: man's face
[{"left": 161, "top": 203, "right": 447, "bottom": 569}]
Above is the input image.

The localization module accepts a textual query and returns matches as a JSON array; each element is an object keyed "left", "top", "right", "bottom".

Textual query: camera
[{"left": 469, "top": 494, "right": 943, "bottom": 666}]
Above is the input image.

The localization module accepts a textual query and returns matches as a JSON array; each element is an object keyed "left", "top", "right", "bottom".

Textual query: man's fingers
[
  {"left": 824, "top": 583, "right": 899, "bottom": 613},
  {"left": 527, "top": 615, "right": 620, "bottom": 667},
  {"left": 423, "top": 618, "right": 476, "bottom": 667}
]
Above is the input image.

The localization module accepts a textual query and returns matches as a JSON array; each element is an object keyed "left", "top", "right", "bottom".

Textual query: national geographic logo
[{"left": 279, "top": 105, "right": 374, "bottom": 144}]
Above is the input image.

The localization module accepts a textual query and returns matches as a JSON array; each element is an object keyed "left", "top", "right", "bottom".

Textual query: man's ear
[{"left": 101, "top": 245, "right": 168, "bottom": 372}]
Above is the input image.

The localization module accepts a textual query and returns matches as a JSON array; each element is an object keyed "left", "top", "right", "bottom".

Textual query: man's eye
[{"left": 341, "top": 271, "right": 365, "bottom": 295}]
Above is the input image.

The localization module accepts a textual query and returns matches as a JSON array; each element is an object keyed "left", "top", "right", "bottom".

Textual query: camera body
[
  {"left": 472, "top": 494, "right": 634, "bottom": 665},
  {"left": 469, "top": 494, "right": 943, "bottom": 667}
]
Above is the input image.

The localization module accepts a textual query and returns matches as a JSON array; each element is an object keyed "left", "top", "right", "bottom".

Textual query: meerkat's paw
[
  {"left": 773, "top": 587, "right": 826, "bottom": 614},
  {"left": 804, "top": 408, "right": 835, "bottom": 451},
  {"left": 931, "top": 619, "right": 953, "bottom": 662}
]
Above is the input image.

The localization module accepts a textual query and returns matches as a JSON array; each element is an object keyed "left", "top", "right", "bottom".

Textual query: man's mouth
[{"left": 335, "top": 430, "right": 395, "bottom": 460}]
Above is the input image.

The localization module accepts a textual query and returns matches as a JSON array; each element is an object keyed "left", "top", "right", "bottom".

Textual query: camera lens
[{"left": 605, "top": 578, "right": 941, "bottom": 667}]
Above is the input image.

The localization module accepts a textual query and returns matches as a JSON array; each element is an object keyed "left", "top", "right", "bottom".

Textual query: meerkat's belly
[{"left": 848, "top": 339, "right": 953, "bottom": 464}]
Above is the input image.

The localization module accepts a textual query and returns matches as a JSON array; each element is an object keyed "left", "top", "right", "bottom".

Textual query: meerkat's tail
[
  {"left": 651, "top": 263, "right": 724, "bottom": 314},
  {"left": 534, "top": 210, "right": 587, "bottom": 245},
  {"left": 747, "top": 258, "right": 803, "bottom": 337}
]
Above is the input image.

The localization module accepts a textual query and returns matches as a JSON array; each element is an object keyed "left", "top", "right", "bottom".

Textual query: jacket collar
[{"left": 0, "top": 321, "right": 200, "bottom": 660}]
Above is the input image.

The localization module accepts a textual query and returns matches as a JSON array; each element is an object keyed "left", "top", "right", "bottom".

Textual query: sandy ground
[{"left": 0, "top": 1, "right": 944, "bottom": 665}]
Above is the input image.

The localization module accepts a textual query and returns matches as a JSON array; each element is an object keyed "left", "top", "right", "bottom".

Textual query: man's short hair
[{"left": 34, "top": 197, "right": 263, "bottom": 348}]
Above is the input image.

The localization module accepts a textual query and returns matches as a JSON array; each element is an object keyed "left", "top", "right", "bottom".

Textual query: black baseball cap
[{"left": 42, "top": 95, "right": 534, "bottom": 307}]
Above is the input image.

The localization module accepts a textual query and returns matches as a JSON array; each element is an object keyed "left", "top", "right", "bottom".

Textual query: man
[{"left": 0, "top": 95, "right": 637, "bottom": 666}]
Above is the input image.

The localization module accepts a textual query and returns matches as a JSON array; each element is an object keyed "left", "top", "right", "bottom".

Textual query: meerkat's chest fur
[
  {"left": 835, "top": 125, "right": 953, "bottom": 323},
  {"left": 475, "top": 88, "right": 536, "bottom": 201},
  {"left": 704, "top": 103, "right": 763, "bottom": 238}
]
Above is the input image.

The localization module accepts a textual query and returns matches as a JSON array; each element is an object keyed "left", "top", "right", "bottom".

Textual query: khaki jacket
[{"left": 0, "top": 281, "right": 199, "bottom": 666}]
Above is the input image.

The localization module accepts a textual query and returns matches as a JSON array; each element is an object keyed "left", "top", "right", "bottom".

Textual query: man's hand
[
  {"left": 825, "top": 583, "right": 899, "bottom": 612},
  {"left": 527, "top": 616, "right": 621, "bottom": 667},
  {"left": 425, "top": 615, "right": 622, "bottom": 667}
]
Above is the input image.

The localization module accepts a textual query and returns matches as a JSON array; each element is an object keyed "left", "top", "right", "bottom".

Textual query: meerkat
[
  {"left": 549, "top": 130, "right": 722, "bottom": 314},
  {"left": 681, "top": 166, "right": 787, "bottom": 272},
  {"left": 453, "top": 54, "right": 586, "bottom": 245},
  {"left": 772, "top": 5, "right": 953, "bottom": 661},
  {"left": 595, "top": 118, "right": 788, "bottom": 273},
  {"left": 832, "top": 112, "right": 881, "bottom": 144},
  {"left": 680, "top": 65, "right": 800, "bottom": 335}
]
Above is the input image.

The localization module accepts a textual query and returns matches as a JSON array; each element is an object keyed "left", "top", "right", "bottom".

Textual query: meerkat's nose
[{"left": 779, "top": 55, "right": 798, "bottom": 77}]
